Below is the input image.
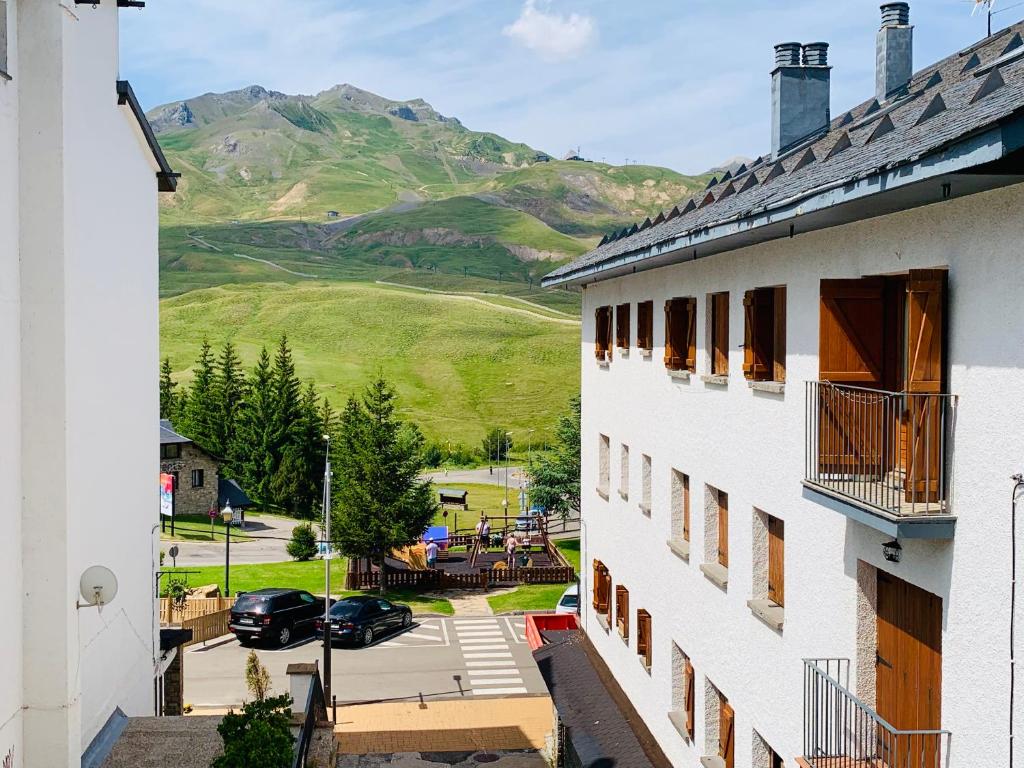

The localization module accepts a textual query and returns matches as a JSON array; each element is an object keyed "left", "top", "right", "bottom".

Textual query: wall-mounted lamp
[{"left": 882, "top": 539, "right": 902, "bottom": 563}]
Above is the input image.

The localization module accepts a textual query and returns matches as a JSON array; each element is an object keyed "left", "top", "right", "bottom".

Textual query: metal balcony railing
[
  {"left": 803, "top": 659, "right": 951, "bottom": 768},
  {"left": 805, "top": 382, "right": 957, "bottom": 517}
]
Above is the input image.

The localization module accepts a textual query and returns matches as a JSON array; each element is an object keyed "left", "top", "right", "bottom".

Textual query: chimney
[
  {"left": 771, "top": 42, "right": 831, "bottom": 159},
  {"left": 876, "top": 3, "right": 913, "bottom": 101}
]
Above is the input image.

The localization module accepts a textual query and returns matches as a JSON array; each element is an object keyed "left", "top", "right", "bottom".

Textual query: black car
[
  {"left": 229, "top": 588, "right": 326, "bottom": 647},
  {"left": 314, "top": 595, "right": 413, "bottom": 646}
]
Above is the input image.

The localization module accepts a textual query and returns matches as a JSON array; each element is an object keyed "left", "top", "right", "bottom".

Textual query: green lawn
[
  {"left": 160, "top": 514, "right": 252, "bottom": 543},
  {"left": 431, "top": 482, "right": 525, "bottom": 530},
  {"left": 161, "top": 559, "right": 452, "bottom": 615},
  {"left": 555, "top": 538, "right": 580, "bottom": 571},
  {"left": 487, "top": 583, "right": 569, "bottom": 614}
]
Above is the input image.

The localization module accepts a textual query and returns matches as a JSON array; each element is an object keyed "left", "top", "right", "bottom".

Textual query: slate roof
[
  {"left": 533, "top": 630, "right": 672, "bottom": 768},
  {"left": 544, "top": 22, "right": 1024, "bottom": 286},
  {"left": 218, "top": 477, "right": 253, "bottom": 509},
  {"left": 159, "top": 419, "right": 191, "bottom": 445}
]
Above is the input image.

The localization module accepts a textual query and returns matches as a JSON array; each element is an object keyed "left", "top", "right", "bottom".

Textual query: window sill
[
  {"left": 667, "top": 710, "right": 692, "bottom": 742},
  {"left": 618, "top": 489, "right": 629, "bottom": 501},
  {"left": 616, "top": 623, "right": 629, "bottom": 643},
  {"left": 701, "top": 374, "right": 728, "bottom": 387},
  {"left": 700, "top": 757, "right": 726, "bottom": 768},
  {"left": 700, "top": 562, "right": 729, "bottom": 590},
  {"left": 617, "top": 347, "right": 630, "bottom": 358},
  {"left": 748, "top": 379, "right": 785, "bottom": 394},
  {"left": 595, "top": 612, "right": 610, "bottom": 631},
  {"left": 638, "top": 657, "right": 652, "bottom": 675},
  {"left": 596, "top": 487, "right": 609, "bottom": 501},
  {"left": 597, "top": 360, "right": 611, "bottom": 369},
  {"left": 666, "top": 538, "right": 690, "bottom": 562},
  {"left": 0, "top": 71, "right": 12, "bottom": 83},
  {"left": 667, "top": 369, "right": 692, "bottom": 382},
  {"left": 747, "top": 598, "right": 785, "bottom": 630},
  {"left": 640, "top": 349, "right": 653, "bottom": 359},
  {"left": 638, "top": 503, "right": 651, "bottom": 516}
]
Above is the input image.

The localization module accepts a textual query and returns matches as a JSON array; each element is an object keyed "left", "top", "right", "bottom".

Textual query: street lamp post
[
  {"left": 321, "top": 434, "right": 333, "bottom": 706},
  {"left": 221, "top": 503, "right": 233, "bottom": 596},
  {"left": 503, "top": 432, "right": 513, "bottom": 508}
]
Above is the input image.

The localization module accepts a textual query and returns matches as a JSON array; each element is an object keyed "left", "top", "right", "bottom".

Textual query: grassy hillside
[{"left": 160, "top": 281, "right": 580, "bottom": 445}]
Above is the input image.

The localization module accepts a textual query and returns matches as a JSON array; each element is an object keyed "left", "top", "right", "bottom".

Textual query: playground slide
[{"left": 391, "top": 543, "right": 428, "bottom": 570}]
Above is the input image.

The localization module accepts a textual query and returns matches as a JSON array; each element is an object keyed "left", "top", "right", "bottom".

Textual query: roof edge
[{"left": 116, "top": 80, "right": 179, "bottom": 192}]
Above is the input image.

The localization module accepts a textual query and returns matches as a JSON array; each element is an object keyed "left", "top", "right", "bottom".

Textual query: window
[
  {"left": 615, "top": 585, "right": 629, "bottom": 640},
  {"left": 619, "top": 444, "right": 629, "bottom": 500},
  {"left": 0, "top": 2, "right": 8, "bottom": 78},
  {"left": 701, "top": 486, "right": 729, "bottom": 588},
  {"left": 169, "top": 471, "right": 179, "bottom": 491},
  {"left": 768, "top": 515, "right": 784, "bottom": 607},
  {"left": 710, "top": 292, "right": 729, "bottom": 375},
  {"left": 160, "top": 443, "right": 182, "bottom": 460},
  {"left": 670, "top": 470, "right": 691, "bottom": 547},
  {"left": 719, "top": 694, "right": 735, "bottom": 768},
  {"left": 743, "top": 286, "right": 786, "bottom": 382},
  {"left": 636, "top": 608, "right": 652, "bottom": 670},
  {"left": 640, "top": 454, "right": 652, "bottom": 515},
  {"left": 664, "top": 297, "right": 697, "bottom": 372},
  {"left": 598, "top": 434, "right": 610, "bottom": 497},
  {"left": 670, "top": 644, "right": 695, "bottom": 741},
  {"left": 592, "top": 560, "right": 611, "bottom": 614},
  {"left": 615, "top": 303, "right": 630, "bottom": 349},
  {"left": 717, "top": 491, "right": 729, "bottom": 568},
  {"left": 595, "top": 306, "right": 613, "bottom": 361},
  {"left": 637, "top": 300, "right": 654, "bottom": 351},
  {"left": 191, "top": 469, "right": 205, "bottom": 488},
  {"left": 753, "top": 731, "right": 784, "bottom": 768},
  {"left": 750, "top": 510, "right": 785, "bottom": 629}
]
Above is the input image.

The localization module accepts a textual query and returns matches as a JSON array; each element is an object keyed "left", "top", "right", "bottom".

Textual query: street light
[
  {"left": 221, "top": 503, "right": 233, "bottom": 596},
  {"left": 504, "top": 431, "right": 513, "bottom": 508},
  {"left": 321, "top": 434, "right": 333, "bottom": 706}
]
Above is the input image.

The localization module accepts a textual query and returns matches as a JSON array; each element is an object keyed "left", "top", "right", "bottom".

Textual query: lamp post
[
  {"left": 221, "top": 503, "right": 233, "bottom": 596},
  {"left": 321, "top": 434, "right": 333, "bottom": 706},
  {"left": 503, "top": 432, "right": 513, "bottom": 508}
]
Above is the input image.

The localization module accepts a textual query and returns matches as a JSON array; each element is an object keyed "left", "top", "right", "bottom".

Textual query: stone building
[{"left": 159, "top": 419, "right": 252, "bottom": 519}]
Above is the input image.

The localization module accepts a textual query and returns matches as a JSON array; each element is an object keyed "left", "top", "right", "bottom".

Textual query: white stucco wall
[{"left": 578, "top": 182, "right": 1024, "bottom": 768}]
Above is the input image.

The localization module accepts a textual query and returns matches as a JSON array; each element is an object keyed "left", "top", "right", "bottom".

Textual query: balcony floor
[{"left": 801, "top": 481, "right": 956, "bottom": 540}]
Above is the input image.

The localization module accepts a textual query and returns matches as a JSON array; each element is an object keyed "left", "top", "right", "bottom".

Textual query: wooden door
[
  {"left": 818, "top": 278, "right": 889, "bottom": 476},
  {"left": 719, "top": 700, "right": 735, "bottom": 768},
  {"left": 876, "top": 572, "right": 942, "bottom": 767},
  {"left": 717, "top": 491, "right": 729, "bottom": 568},
  {"left": 767, "top": 517, "right": 784, "bottom": 607},
  {"left": 904, "top": 270, "right": 947, "bottom": 503},
  {"left": 712, "top": 293, "right": 729, "bottom": 374}
]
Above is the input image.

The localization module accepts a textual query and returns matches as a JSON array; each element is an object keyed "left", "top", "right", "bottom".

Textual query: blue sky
[{"left": 120, "top": 1, "right": 1013, "bottom": 174}]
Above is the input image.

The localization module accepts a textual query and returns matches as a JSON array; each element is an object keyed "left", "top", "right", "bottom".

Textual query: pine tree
[
  {"left": 159, "top": 357, "right": 178, "bottom": 420},
  {"left": 528, "top": 395, "right": 581, "bottom": 520},
  {"left": 267, "top": 335, "right": 301, "bottom": 506},
  {"left": 179, "top": 340, "right": 219, "bottom": 453},
  {"left": 232, "top": 348, "right": 277, "bottom": 512},
  {"left": 332, "top": 378, "right": 437, "bottom": 593},
  {"left": 212, "top": 341, "right": 246, "bottom": 461},
  {"left": 272, "top": 383, "right": 328, "bottom": 518}
]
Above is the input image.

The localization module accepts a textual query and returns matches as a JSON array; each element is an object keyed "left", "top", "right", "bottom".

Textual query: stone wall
[
  {"left": 162, "top": 650, "right": 183, "bottom": 717},
  {"left": 160, "top": 443, "right": 219, "bottom": 517}
]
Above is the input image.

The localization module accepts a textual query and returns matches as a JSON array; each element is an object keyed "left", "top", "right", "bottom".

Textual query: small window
[
  {"left": 619, "top": 444, "right": 629, "bottom": 500},
  {"left": 664, "top": 297, "right": 697, "bottom": 372},
  {"left": 717, "top": 490, "right": 729, "bottom": 568},
  {"left": 299, "top": 592, "right": 316, "bottom": 604},
  {"left": 768, "top": 515, "right": 784, "bottom": 607},
  {"left": 671, "top": 644, "right": 695, "bottom": 741},
  {"left": 191, "top": 469, "right": 204, "bottom": 488},
  {"left": 637, "top": 301, "right": 654, "bottom": 351},
  {"left": 592, "top": 560, "right": 611, "bottom": 614},
  {"left": 671, "top": 470, "right": 690, "bottom": 543},
  {"left": 710, "top": 292, "right": 729, "bottom": 375},
  {"left": 615, "top": 585, "right": 630, "bottom": 640},
  {"left": 595, "top": 306, "right": 613, "bottom": 361},
  {"left": 598, "top": 434, "right": 610, "bottom": 496},
  {"left": 615, "top": 303, "right": 630, "bottom": 349},
  {"left": 702, "top": 485, "right": 729, "bottom": 588},
  {"left": 641, "top": 454, "right": 652, "bottom": 515},
  {"left": 161, "top": 443, "right": 181, "bottom": 460},
  {"left": 743, "top": 286, "right": 786, "bottom": 382},
  {"left": 636, "top": 608, "right": 652, "bottom": 670}
]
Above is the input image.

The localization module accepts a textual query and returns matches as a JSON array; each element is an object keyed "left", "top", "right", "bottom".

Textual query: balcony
[
  {"left": 803, "top": 382, "right": 957, "bottom": 539},
  {"left": 802, "top": 659, "right": 950, "bottom": 768}
]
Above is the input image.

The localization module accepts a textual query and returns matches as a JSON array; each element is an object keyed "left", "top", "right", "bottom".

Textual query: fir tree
[
  {"left": 179, "top": 340, "right": 219, "bottom": 453},
  {"left": 159, "top": 357, "right": 178, "bottom": 420},
  {"left": 268, "top": 335, "right": 301, "bottom": 503},
  {"left": 232, "top": 348, "right": 277, "bottom": 512},
  {"left": 528, "top": 395, "right": 581, "bottom": 520},
  {"left": 271, "top": 382, "right": 328, "bottom": 518},
  {"left": 332, "top": 378, "right": 436, "bottom": 592},
  {"left": 212, "top": 341, "right": 246, "bottom": 461}
]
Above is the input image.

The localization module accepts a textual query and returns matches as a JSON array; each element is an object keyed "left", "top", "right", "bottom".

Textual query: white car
[{"left": 555, "top": 583, "right": 579, "bottom": 614}]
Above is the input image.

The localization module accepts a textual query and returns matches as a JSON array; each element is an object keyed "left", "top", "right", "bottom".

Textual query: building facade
[
  {"left": 160, "top": 420, "right": 220, "bottom": 517},
  {"left": 0, "top": 2, "right": 175, "bottom": 765},
  {"left": 545, "top": 7, "right": 1024, "bottom": 768}
]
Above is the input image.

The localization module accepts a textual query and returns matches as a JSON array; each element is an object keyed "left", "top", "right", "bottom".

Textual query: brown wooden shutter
[
  {"left": 602, "top": 569, "right": 612, "bottom": 613},
  {"left": 638, "top": 301, "right": 653, "bottom": 350},
  {"left": 684, "top": 659, "right": 695, "bottom": 738},
  {"left": 616, "top": 586, "right": 629, "bottom": 639},
  {"left": 685, "top": 297, "right": 697, "bottom": 371},
  {"left": 819, "top": 278, "right": 885, "bottom": 384},
  {"left": 636, "top": 610, "right": 652, "bottom": 668},
  {"left": 663, "top": 300, "right": 675, "bottom": 367},
  {"left": 594, "top": 308, "right": 605, "bottom": 360},
  {"left": 717, "top": 491, "right": 729, "bottom": 568},
  {"left": 773, "top": 286, "right": 786, "bottom": 382},
  {"left": 752, "top": 288, "right": 774, "bottom": 380},
  {"left": 767, "top": 516, "right": 785, "bottom": 607},
  {"left": 592, "top": 560, "right": 601, "bottom": 609},
  {"left": 905, "top": 269, "right": 947, "bottom": 502},
  {"left": 712, "top": 293, "right": 729, "bottom": 374},
  {"left": 616, "top": 303, "right": 630, "bottom": 349},
  {"left": 682, "top": 474, "right": 690, "bottom": 542},
  {"left": 742, "top": 290, "right": 755, "bottom": 379},
  {"left": 720, "top": 701, "right": 735, "bottom": 768},
  {"left": 605, "top": 307, "right": 614, "bottom": 360}
]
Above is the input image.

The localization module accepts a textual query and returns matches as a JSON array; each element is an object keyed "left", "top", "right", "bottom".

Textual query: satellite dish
[{"left": 79, "top": 565, "right": 118, "bottom": 608}]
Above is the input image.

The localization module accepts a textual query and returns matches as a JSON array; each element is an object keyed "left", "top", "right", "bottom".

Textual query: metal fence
[
  {"left": 803, "top": 658, "right": 951, "bottom": 768},
  {"left": 805, "top": 381, "right": 957, "bottom": 516}
]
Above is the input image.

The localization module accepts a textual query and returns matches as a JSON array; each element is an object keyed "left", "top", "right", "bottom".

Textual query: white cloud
[{"left": 502, "top": 0, "right": 597, "bottom": 62}]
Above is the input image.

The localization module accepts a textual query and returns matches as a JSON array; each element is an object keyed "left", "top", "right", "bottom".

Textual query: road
[
  {"left": 168, "top": 514, "right": 301, "bottom": 566},
  {"left": 423, "top": 466, "right": 524, "bottom": 488},
  {"left": 185, "top": 616, "right": 544, "bottom": 708}
]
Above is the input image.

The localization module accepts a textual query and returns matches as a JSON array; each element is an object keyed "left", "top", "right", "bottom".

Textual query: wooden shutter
[
  {"left": 819, "top": 278, "right": 886, "bottom": 384},
  {"left": 664, "top": 300, "right": 677, "bottom": 367},
  {"left": 638, "top": 301, "right": 653, "bottom": 350},
  {"left": 720, "top": 700, "right": 735, "bottom": 768},
  {"left": 767, "top": 516, "right": 785, "bottom": 607},
  {"left": 616, "top": 303, "right": 630, "bottom": 349},
  {"left": 685, "top": 297, "right": 697, "bottom": 371},
  {"left": 717, "top": 491, "right": 729, "bottom": 568},
  {"left": 637, "top": 610, "right": 652, "bottom": 668},
  {"left": 773, "top": 286, "right": 786, "bottom": 382},
  {"left": 742, "top": 290, "right": 755, "bottom": 379},
  {"left": 592, "top": 560, "right": 601, "bottom": 609},
  {"left": 682, "top": 474, "right": 690, "bottom": 542},
  {"left": 712, "top": 293, "right": 729, "bottom": 375},
  {"left": 752, "top": 288, "right": 775, "bottom": 380},
  {"left": 602, "top": 569, "right": 612, "bottom": 613},
  {"left": 904, "top": 270, "right": 947, "bottom": 502},
  {"left": 616, "top": 586, "right": 629, "bottom": 639},
  {"left": 684, "top": 659, "right": 695, "bottom": 738}
]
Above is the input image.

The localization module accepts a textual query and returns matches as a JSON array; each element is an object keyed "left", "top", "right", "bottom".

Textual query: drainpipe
[{"left": 1011, "top": 474, "right": 1023, "bottom": 768}]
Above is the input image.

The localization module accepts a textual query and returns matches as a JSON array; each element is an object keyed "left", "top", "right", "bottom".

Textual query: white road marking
[
  {"left": 471, "top": 687, "right": 528, "bottom": 696},
  {"left": 457, "top": 644, "right": 509, "bottom": 651},
  {"left": 504, "top": 618, "right": 526, "bottom": 644},
  {"left": 463, "top": 652, "right": 513, "bottom": 659},
  {"left": 459, "top": 637, "right": 507, "bottom": 644},
  {"left": 468, "top": 677, "right": 524, "bottom": 686},
  {"left": 400, "top": 632, "right": 443, "bottom": 641},
  {"left": 467, "top": 669, "right": 520, "bottom": 677},
  {"left": 456, "top": 628, "right": 504, "bottom": 635},
  {"left": 465, "top": 660, "right": 516, "bottom": 667}
]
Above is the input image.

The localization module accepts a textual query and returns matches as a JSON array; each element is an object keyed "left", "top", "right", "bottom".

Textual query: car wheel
[
  {"left": 402, "top": 612, "right": 412, "bottom": 628},
  {"left": 237, "top": 638, "right": 250, "bottom": 647},
  {"left": 277, "top": 624, "right": 292, "bottom": 647},
  {"left": 361, "top": 627, "right": 374, "bottom": 646}
]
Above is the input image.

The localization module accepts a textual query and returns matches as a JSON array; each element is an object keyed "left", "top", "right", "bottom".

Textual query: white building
[
  {"left": 544, "top": 6, "right": 1024, "bottom": 768},
  {"left": 0, "top": 1, "right": 176, "bottom": 766}
]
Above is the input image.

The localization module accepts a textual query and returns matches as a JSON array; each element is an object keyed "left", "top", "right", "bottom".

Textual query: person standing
[
  {"left": 505, "top": 533, "right": 517, "bottom": 568},
  {"left": 425, "top": 538, "right": 439, "bottom": 569}
]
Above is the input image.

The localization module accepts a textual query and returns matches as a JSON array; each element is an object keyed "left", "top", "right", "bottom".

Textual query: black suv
[{"left": 228, "top": 588, "right": 326, "bottom": 647}]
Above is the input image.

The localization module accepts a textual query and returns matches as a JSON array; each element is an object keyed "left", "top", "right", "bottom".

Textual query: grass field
[
  {"left": 160, "top": 514, "right": 252, "bottom": 543},
  {"left": 485, "top": 538, "right": 579, "bottom": 613},
  {"left": 430, "top": 482, "right": 527, "bottom": 529},
  {"left": 160, "top": 281, "right": 580, "bottom": 445}
]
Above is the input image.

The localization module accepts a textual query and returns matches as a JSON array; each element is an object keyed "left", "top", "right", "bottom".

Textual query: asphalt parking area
[{"left": 185, "top": 616, "right": 541, "bottom": 709}]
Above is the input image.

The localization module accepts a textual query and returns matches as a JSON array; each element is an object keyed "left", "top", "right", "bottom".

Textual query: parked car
[
  {"left": 515, "top": 512, "right": 542, "bottom": 532},
  {"left": 555, "top": 583, "right": 579, "bottom": 615},
  {"left": 228, "top": 588, "right": 325, "bottom": 647},
  {"left": 314, "top": 595, "right": 413, "bottom": 646}
]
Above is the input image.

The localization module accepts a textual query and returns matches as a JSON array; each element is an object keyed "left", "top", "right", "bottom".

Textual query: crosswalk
[
  {"left": 455, "top": 617, "right": 529, "bottom": 696},
  {"left": 378, "top": 619, "right": 449, "bottom": 648}
]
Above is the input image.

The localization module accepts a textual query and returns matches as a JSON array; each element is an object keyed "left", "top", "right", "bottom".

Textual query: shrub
[
  {"left": 286, "top": 523, "right": 319, "bottom": 561},
  {"left": 245, "top": 650, "right": 271, "bottom": 702},
  {"left": 212, "top": 694, "right": 294, "bottom": 768}
]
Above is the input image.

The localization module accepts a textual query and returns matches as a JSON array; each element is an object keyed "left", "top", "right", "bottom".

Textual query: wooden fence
[
  {"left": 491, "top": 566, "right": 575, "bottom": 585},
  {"left": 182, "top": 607, "right": 233, "bottom": 647},
  {"left": 346, "top": 569, "right": 490, "bottom": 591},
  {"left": 160, "top": 596, "right": 235, "bottom": 626}
]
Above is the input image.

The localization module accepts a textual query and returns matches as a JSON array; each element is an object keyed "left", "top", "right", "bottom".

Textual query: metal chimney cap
[
  {"left": 774, "top": 42, "right": 802, "bottom": 67},
  {"left": 802, "top": 42, "right": 830, "bottom": 67},
  {"left": 880, "top": 2, "right": 910, "bottom": 27}
]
